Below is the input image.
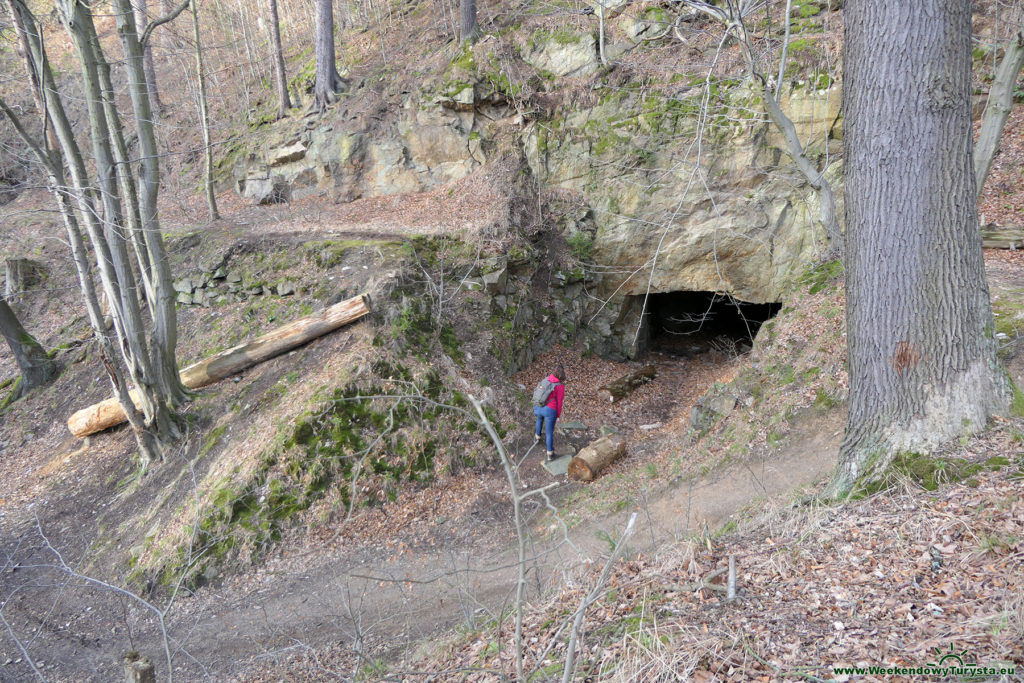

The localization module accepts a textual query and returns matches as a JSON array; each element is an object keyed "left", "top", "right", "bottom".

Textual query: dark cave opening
[{"left": 640, "top": 291, "right": 782, "bottom": 357}]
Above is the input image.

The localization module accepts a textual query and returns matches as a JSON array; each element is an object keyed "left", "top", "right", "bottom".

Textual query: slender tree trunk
[
  {"left": 974, "top": 19, "right": 1024, "bottom": 199},
  {"left": 314, "top": 0, "right": 342, "bottom": 111},
  {"left": 190, "top": 0, "right": 219, "bottom": 220},
  {"left": 112, "top": 0, "right": 189, "bottom": 415},
  {"left": 133, "top": 0, "right": 164, "bottom": 115},
  {"left": 5, "top": 0, "right": 169, "bottom": 463},
  {"left": 829, "top": 0, "right": 1009, "bottom": 497},
  {"left": 268, "top": 0, "right": 291, "bottom": 117},
  {"left": 0, "top": 298, "right": 57, "bottom": 399},
  {"left": 64, "top": 1, "right": 162, "bottom": 415},
  {"left": 459, "top": 0, "right": 477, "bottom": 44},
  {"left": 92, "top": 33, "right": 156, "bottom": 313}
]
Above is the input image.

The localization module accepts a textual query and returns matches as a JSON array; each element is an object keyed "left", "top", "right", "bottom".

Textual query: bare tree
[
  {"left": 268, "top": 0, "right": 292, "bottom": 117},
  {"left": 0, "top": 298, "right": 57, "bottom": 403},
  {"left": 828, "top": 0, "right": 1009, "bottom": 497},
  {"left": 974, "top": 10, "right": 1024, "bottom": 199},
  {"left": 189, "top": 0, "right": 220, "bottom": 220},
  {"left": 314, "top": 0, "right": 344, "bottom": 111},
  {"left": 1, "top": 0, "right": 185, "bottom": 464}
]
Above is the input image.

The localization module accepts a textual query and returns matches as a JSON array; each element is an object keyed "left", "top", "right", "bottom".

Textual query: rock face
[
  {"left": 523, "top": 30, "right": 600, "bottom": 77},
  {"left": 227, "top": 33, "right": 843, "bottom": 360}
]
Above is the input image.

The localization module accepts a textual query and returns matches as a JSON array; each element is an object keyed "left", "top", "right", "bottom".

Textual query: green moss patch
[
  {"left": 856, "top": 451, "right": 1011, "bottom": 498},
  {"left": 152, "top": 359, "right": 484, "bottom": 588}
]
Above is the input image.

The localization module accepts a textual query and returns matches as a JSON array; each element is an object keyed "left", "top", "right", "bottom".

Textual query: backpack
[{"left": 531, "top": 378, "right": 558, "bottom": 407}]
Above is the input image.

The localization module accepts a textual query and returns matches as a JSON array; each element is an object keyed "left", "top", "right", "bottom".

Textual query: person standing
[{"left": 533, "top": 364, "right": 566, "bottom": 460}]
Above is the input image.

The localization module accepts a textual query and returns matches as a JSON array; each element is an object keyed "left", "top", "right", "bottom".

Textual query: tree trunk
[
  {"left": 68, "top": 294, "right": 371, "bottom": 437},
  {"left": 268, "top": 0, "right": 291, "bottom": 117},
  {"left": 190, "top": 0, "right": 219, "bottom": 220},
  {"left": 112, "top": 0, "right": 190, "bottom": 414},
  {"left": 568, "top": 435, "right": 627, "bottom": 482},
  {"left": 0, "top": 298, "right": 57, "bottom": 400},
  {"left": 132, "top": 0, "right": 163, "bottom": 115},
  {"left": 830, "top": 0, "right": 1009, "bottom": 498},
  {"left": 459, "top": 0, "right": 478, "bottom": 44},
  {"left": 974, "top": 21, "right": 1024, "bottom": 199},
  {"left": 598, "top": 365, "right": 656, "bottom": 403},
  {"left": 314, "top": 0, "right": 342, "bottom": 111}
]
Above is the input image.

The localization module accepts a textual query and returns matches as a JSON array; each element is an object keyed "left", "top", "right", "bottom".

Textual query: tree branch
[{"left": 140, "top": 0, "right": 189, "bottom": 47}]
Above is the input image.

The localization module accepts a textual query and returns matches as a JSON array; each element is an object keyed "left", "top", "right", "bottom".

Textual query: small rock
[
  {"left": 482, "top": 268, "right": 508, "bottom": 295},
  {"left": 173, "top": 278, "right": 193, "bottom": 294},
  {"left": 226, "top": 270, "right": 243, "bottom": 283},
  {"left": 277, "top": 281, "right": 295, "bottom": 296},
  {"left": 639, "top": 422, "right": 662, "bottom": 430}
]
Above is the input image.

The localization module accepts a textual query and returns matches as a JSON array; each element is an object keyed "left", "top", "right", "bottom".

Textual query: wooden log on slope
[
  {"left": 568, "top": 435, "right": 626, "bottom": 482},
  {"left": 598, "top": 364, "right": 656, "bottom": 403},
  {"left": 67, "top": 293, "right": 371, "bottom": 437},
  {"left": 981, "top": 225, "right": 1024, "bottom": 250}
]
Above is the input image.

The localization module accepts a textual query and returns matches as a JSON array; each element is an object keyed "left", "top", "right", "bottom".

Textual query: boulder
[
  {"left": 691, "top": 393, "right": 737, "bottom": 432},
  {"left": 524, "top": 31, "right": 600, "bottom": 78},
  {"left": 482, "top": 267, "right": 508, "bottom": 295},
  {"left": 242, "top": 176, "right": 291, "bottom": 205},
  {"left": 269, "top": 141, "right": 307, "bottom": 167}
]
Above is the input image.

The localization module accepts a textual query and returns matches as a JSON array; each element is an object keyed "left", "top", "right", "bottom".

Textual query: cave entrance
[{"left": 641, "top": 291, "right": 781, "bottom": 357}]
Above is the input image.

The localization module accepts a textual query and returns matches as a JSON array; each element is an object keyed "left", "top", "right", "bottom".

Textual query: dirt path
[{"left": 0, "top": 413, "right": 842, "bottom": 682}]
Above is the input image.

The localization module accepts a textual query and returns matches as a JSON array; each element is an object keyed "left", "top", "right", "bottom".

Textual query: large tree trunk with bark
[
  {"left": 68, "top": 294, "right": 371, "bottom": 437},
  {"left": 974, "top": 18, "right": 1024, "bottom": 199},
  {"left": 830, "top": 0, "right": 1009, "bottom": 498},
  {"left": 0, "top": 298, "right": 57, "bottom": 400},
  {"left": 459, "top": 0, "right": 478, "bottom": 44},
  {"left": 268, "top": 0, "right": 291, "bottom": 117},
  {"left": 313, "top": 0, "right": 343, "bottom": 111}
]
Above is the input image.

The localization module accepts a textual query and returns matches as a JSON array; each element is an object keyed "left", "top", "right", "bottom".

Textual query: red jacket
[{"left": 545, "top": 375, "right": 565, "bottom": 418}]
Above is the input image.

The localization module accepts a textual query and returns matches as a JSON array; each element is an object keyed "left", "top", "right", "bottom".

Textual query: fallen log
[
  {"left": 981, "top": 225, "right": 1024, "bottom": 249},
  {"left": 598, "top": 364, "right": 656, "bottom": 403},
  {"left": 67, "top": 293, "right": 371, "bottom": 437},
  {"left": 568, "top": 435, "right": 626, "bottom": 482}
]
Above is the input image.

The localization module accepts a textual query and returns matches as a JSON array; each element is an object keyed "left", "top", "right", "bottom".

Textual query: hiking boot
[
  {"left": 535, "top": 433, "right": 542, "bottom": 443},
  {"left": 546, "top": 451, "right": 555, "bottom": 461}
]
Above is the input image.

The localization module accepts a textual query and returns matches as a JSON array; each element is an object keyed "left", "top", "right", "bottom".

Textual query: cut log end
[
  {"left": 67, "top": 293, "right": 371, "bottom": 438},
  {"left": 568, "top": 435, "right": 627, "bottom": 482}
]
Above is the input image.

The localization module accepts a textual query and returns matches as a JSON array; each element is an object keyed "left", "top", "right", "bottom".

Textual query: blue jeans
[{"left": 534, "top": 406, "right": 557, "bottom": 452}]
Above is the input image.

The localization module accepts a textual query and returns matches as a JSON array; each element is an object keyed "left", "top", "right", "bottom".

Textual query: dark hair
[{"left": 554, "top": 364, "right": 566, "bottom": 382}]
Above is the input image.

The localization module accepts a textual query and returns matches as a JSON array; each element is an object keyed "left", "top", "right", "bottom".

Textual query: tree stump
[
  {"left": 598, "top": 365, "right": 656, "bottom": 403},
  {"left": 4, "top": 258, "right": 44, "bottom": 300},
  {"left": 122, "top": 651, "right": 155, "bottom": 683},
  {"left": 568, "top": 435, "right": 627, "bottom": 481}
]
